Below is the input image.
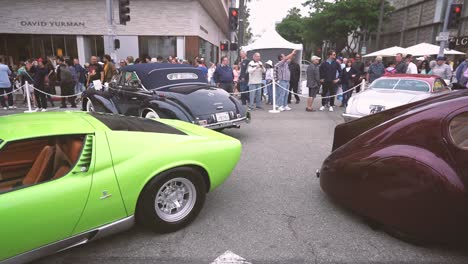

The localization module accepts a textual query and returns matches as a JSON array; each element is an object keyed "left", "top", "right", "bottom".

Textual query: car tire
[
  {"left": 86, "top": 99, "right": 95, "bottom": 112},
  {"left": 136, "top": 167, "right": 207, "bottom": 233}
]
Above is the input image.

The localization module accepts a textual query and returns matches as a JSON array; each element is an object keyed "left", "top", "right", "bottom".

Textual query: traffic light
[
  {"left": 119, "top": 0, "right": 131, "bottom": 25},
  {"left": 220, "top": 41, "right": 229, "bottom": 51},
  {"left": 229, "top": 8, "right": 239, "bottom": 32},
  {"left": 230, "top": 43, "right": 238, "bottom": 51},
  {"left": 448, "top": 4, "right": 462, "bottom": 29}
]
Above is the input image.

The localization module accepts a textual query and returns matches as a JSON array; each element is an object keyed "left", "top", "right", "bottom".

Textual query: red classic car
[{"left": 319, "top": 89, "right": 468, "bottom": 244}]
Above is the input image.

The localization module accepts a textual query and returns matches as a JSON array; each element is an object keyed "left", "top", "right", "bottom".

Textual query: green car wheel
[{"left": 136, "top": 167, "right": 207, "bottom": 233}]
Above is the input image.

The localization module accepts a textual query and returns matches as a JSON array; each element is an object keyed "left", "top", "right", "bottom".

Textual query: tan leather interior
[
  {"left": 0, "top": 136, "right": 85, "bottom": 193},
  {"left": 22, "top": 146, "right": 55, "bottom": 185}
]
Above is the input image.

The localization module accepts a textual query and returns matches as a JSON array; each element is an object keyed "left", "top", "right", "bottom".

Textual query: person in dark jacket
[
  {"left": 288, "top": 59, "right": 301, "bottom": 104},
  {"left": 394, "top": 53, "right": 408, "bottom": 74},
  {"left": 351, "top": 54, "right": 365, "bottom": 92},
  {"left": 213, "top": 56, "right": 234, "bottom": 93},
  {"left": 239, "top": 51, "right": 250, "bottom": 105},
  {"left": 319, "top": 50, "right": 341, "bottom": 112},
  {"left": 46, "top": 58, "right": 56, "bottom": 107},
  {"left": 56, "top": 57, "right": 77, "bottom": 108},
  {"left": 340, "top": 60, "right": 357, "bottom": 108},
  {"left": 31, "top": 58, "right": 49, "bottom": 111}
]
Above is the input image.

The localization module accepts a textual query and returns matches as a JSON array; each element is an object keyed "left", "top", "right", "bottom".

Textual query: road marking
[{"left": 211, "top": 250, "right": 252, "bottom": 264}]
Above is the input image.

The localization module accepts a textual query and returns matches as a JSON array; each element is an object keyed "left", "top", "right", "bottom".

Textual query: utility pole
[
  {"left": 229, "top": 0, "right": 237, "bottom": 65},
  {"left": 375, "top": 0, "right": 385, "bottom": 51},
  {"left": 238, "top": 0, "right": 246, "bottom": 49},
  {"left": 105, "top": 0, "right": 116, "bottom": 60},
  {"left": 439, "top": 0, "right": 454, "bottom": 57}
]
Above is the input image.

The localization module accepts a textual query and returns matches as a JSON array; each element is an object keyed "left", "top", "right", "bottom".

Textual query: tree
[
  {"left": 276, "top": 8, "right": 305, "bottom": 45},
  {"left": 242, "top": 6, "right": 253, "bottom": 44},
  {"left": 303, "top": 0, "right": 394, "bottom": 54}
]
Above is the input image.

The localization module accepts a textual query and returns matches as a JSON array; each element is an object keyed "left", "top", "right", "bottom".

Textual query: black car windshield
[{"left": 371, "top": 79, "right": 430, "bottom": 92}]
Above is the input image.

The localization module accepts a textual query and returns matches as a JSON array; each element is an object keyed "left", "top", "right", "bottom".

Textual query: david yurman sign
[{"left": 20, "top": 21, "right": 85, "bottom": 27}]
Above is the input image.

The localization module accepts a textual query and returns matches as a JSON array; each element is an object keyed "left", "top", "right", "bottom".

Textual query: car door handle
[{"left": 130, "top": 97, "right": 138, "bottom": 100}]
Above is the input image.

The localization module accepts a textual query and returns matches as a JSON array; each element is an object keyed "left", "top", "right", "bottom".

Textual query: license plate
[{"left": 215, "top": 112, "right": 230, "bottom": 122}]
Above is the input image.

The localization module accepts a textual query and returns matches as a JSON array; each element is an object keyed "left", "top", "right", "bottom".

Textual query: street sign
[
  {"left": 361, "top": 46, "right": 367, "bottom": 55},
  {"left": 437, "top": 32, "right": 450, "bottom": 42},
  {"left": 449, "top": 36, "right": 468, "bottom": 49},
  {"left": 437, "top": 36, "right": 449, "bottom": 41}
]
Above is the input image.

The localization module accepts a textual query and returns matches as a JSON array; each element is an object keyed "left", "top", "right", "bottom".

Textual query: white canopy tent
[
  {"left": 404, "top": 42, "right": 465, "bottom": 56},
  {"left": 363, "top": 46, "right": 406, "bottom": 57},
  {"left": 241, "top": 28, "right": 303, "bottom": 64}
]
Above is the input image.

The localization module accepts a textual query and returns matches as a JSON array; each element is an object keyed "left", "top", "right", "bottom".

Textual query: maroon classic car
[{"left": 319, "top": 89, "right": 468, "bottom": 244}]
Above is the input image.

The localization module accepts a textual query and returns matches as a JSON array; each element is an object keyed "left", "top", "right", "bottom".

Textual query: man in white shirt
[
  {"left": 247, "top": 52, "right": 266, "bottom": 110},
  {"left": 406, "top": 54, "right": 418, "bottom": 74}
]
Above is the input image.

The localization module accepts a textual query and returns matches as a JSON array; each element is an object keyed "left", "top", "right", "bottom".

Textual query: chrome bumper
[
  {"left": 203, "top": 113, "right": 250, "bottom": 129},
  {"left": 342, "top": 113, "right": 363, "bottom": 122}
]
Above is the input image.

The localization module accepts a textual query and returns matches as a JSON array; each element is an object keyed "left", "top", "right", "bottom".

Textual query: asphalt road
[{"left": 3, "top": 102, "right": 468, "bottom": 264}]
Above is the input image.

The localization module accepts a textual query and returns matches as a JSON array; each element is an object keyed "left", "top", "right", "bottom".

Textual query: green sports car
[{"left": 0, "top": 112, "right": 241, "bottom": 264}]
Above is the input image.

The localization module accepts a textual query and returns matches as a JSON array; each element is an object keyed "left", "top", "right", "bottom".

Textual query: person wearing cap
[
  {"left": 264, "top": 60, "right": 274, "bottom": 104},
  {"left": 405, "top": 54, "right": 418, "bottom": 74},
  {"left": 31, "top": 58, "right": 49, "bottom": 111},
  {"left": 432, "top": 56, "right": 453, "bottom": 80},
  {"left": 306, "top": 55, "right": 321, "bottom": 112}
]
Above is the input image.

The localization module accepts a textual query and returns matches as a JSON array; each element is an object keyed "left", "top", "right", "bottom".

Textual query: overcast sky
[{"left": 247, "top": 0, "right": 309, "bottom": 39}]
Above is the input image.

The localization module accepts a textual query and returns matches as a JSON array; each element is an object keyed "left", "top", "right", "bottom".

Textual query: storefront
[{"left": 0, "top": 0, "right": 229, "bottom": 65}]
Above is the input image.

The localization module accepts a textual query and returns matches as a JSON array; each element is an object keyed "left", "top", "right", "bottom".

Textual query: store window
[
  {"left": 139, "top": 36, "right": 176, "bottom": 59},
  {"left": 198, "top": 38, "right": 216, "bottom": 64},
  {"left": 83, "top": 36, "right": 105, "bottom": 61},
  {"left": 0, "top": 34, "right": 80, "bottom": 65}
]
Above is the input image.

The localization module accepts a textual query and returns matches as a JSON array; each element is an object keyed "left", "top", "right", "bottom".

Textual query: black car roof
[{"left": 123, "top": 63, "right": 208, "bottom": 90}]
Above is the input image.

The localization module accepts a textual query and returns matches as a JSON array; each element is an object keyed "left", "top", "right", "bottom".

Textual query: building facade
[
  {"left": 0, "top": 0, "right": 229, "bottom": 65},
  {"left": 379, "top": 0, "right": 468, "bottom": 51}
]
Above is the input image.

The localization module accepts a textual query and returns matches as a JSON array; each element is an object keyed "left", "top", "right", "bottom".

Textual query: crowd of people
[{"left": 0, "top": 49, "right": 466, "bottom": 113}]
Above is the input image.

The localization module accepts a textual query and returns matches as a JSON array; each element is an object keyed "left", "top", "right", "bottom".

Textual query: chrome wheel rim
[
  {"left": 86, "top": 100, "right": 95, "bottom": 112},
  {"left": 155, "top": 177, "right": 196, "bottom": 222},
  {"left": 145, "top": 110, "right": 160, "bottom": 119}
]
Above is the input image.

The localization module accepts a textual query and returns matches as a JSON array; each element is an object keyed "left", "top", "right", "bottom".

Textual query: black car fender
[
  {"left": 82, "top": 89, "right": 119, "bottom": 114},
  {"left": 140, "top": 99, "right": 192, "bottom": 122}
]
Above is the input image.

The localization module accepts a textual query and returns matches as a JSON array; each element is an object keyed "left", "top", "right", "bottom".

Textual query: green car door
[{"left": 0, "top": 135, "right": 94, "bottom": 261}]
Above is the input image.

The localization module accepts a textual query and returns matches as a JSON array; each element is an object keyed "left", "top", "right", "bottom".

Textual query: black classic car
[{"left": 82, "top": 63, "right": 250, "bottom": 130}]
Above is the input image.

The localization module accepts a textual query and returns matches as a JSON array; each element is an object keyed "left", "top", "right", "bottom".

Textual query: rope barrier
[
  {"left": 0, "top": 86, "right": 24, "bottom": 96},
  {"left": 30, "top": 86, "right": 83, "bottom": 98},
  {"left": 227, "top": 81, "right": 271, "bottom": 95},
  {"left": 274, "top": 81, "right": 364, "bottom": 99}
]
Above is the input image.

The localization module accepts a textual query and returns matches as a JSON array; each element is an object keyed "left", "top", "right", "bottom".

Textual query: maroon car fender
[{"left": 320, "top": 145, "right": 468, "bottom": 243}]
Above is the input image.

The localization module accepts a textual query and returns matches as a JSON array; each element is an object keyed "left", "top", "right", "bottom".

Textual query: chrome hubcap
[
  {"left": 155, "top": 178, "right": 196, "bottom": 222},
  {"left": 145, "top": 110, "right": 159, "bottom": 119},
  {"left": 86, "top": 100, "right": 94, "bottom": 112}
]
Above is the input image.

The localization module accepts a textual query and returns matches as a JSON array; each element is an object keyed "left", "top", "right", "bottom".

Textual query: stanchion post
[
  {"left": 24, "top": 81, "right": 34, "bottom": 113},
  {"left": 269, "top": 81, "right": 280, "bottom": 113},
  {"left": 361, "top": 79, "right": 366, "bottom": 91}
]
